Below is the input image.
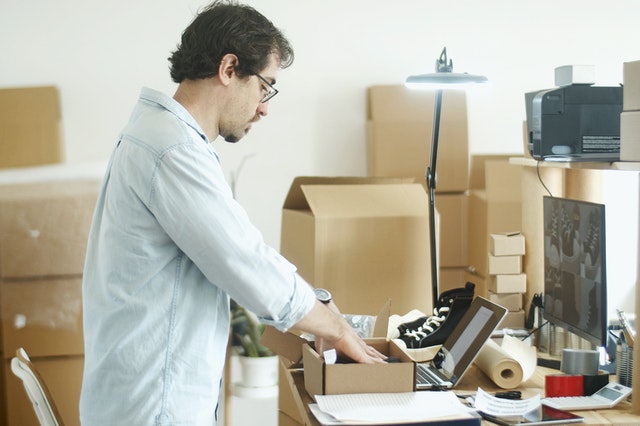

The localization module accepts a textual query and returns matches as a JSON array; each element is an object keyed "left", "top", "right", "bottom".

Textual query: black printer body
[{"left": 525, "top": 85, "right": 623, "bottom": 161}]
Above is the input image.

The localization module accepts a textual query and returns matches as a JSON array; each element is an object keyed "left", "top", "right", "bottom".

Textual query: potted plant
[{"left": 230, "top": 300, "right": 278, "bottom": 389}]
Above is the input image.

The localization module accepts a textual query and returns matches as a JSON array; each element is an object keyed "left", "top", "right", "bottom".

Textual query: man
[{"left": 80, "top": 1, "right": 385, "bottom": 425}]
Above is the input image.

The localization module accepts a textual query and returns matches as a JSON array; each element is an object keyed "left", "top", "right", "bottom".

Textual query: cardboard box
[
  {"left": 467, "top": 158, "right": 523, "bottom": 280},
  {"left": 439, "top": 267, "right": 469, "bottom": 294},
  {"left": 366, "top": 86, "right": 469, "bottom": 193},
  {"left": 623, "top": 60, "right": 640, "bottom": 111},
  {"left": 4, "top": 355, "right": 83, "bottom": 426},
  {"left": 4, "top": 357, "right": 80, "bottom": 426},
  {"left": 0, "top": 277, "right": 83, "bottom": 358},
  {"left": 0, "top": 86, "right": 64, "bottom": 169},
  {"left": 280, "top": 177, "right": 432, "bottom": 315},
  {"left": 490, "top": 232, "right": 525, "bottom": 256},
  {"left": 263, "top": 303, "right": 415, "bottom": 399},
  {"left": 488, "top": 255, "right": 522, "bottom": 275},
  {"left": 554, "top": 65, "right": 595, "bottom": 87},
  {"left": 278, "top": 357, "right": 304, "bottom": 424},
  {"left": 488, "top": 273, "right": 527, "bottom": 294},
  {"left": 487, "top": 291, "right": 523, "bottom": 312},
  {"left": 620, "top": 110, "right": 640, "bottom": 162},
  {"left": 497, "top": 310, "right": 525, "bottom": 329},
  {"left": 301, "top": 338, "right": 415, "bottom": 397},
  {"left": 437, "top": 193, "right": 468, "bottom": 268},
  {"left": 0, "top": 179, "right": 100, "bottom": 279}
]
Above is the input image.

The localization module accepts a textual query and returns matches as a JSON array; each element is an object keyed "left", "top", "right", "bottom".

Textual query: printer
[{"left": 525, "top": 84, "right": 623, "bottom": 161}]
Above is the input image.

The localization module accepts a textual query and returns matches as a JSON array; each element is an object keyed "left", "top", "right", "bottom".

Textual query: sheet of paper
[
  {"left": 315, "top": 391, "right": 474, "bottom": 423},
  {"left": 474, "top": 388, "right": 540, "bottom": 416}
]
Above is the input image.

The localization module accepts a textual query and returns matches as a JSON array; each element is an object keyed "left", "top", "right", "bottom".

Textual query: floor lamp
[{"left": 405, "top": 47, "right": 488, "bottom": 307}]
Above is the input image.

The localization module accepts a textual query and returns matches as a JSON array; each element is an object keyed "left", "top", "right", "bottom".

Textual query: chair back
[{"left": 10, "top": 347, "right": 64, "bottom": 426}]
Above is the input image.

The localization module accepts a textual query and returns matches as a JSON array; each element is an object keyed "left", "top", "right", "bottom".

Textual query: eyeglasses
[{"left": 255, "top": 73, "right": 278, "bottom": 103}]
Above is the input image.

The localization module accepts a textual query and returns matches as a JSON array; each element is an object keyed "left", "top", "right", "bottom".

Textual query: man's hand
[{"left": 296, "top": 300, "right": 387, "bottom": 364}]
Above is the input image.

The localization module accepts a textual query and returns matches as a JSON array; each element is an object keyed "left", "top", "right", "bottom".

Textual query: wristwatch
[{"left": 313, "top": 288, "right": 332, "bottom": 304}]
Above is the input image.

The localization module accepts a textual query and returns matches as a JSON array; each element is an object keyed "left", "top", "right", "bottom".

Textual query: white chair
[{"left": 10, "top": 347, "right": 64, "bottom": 426}]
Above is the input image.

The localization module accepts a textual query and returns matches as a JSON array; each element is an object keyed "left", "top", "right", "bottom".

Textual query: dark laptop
[{"left": 416, "top": 296, "right": 507, "bottom": 390}]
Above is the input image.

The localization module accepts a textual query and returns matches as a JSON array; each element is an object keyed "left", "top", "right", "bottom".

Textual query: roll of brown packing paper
[{"left": 475, "top": 338, "right": 524, "bottom": 389}]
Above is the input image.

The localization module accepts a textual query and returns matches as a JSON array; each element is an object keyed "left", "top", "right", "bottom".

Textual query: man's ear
[{"left": 218, "top": 53, "right": 239, "bottom": 86}]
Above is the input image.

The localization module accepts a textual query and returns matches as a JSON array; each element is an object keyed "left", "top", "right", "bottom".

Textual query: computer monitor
[{"left": 542, "top": 196, "right": 607, "bottom": 348}]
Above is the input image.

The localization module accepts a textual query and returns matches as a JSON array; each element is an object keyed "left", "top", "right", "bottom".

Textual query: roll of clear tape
[{"left": 475, "top": 338, "right": 524, "bottom": 389}]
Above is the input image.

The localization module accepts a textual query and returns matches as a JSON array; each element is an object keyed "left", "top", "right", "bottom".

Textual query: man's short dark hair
[{"left": 168, "top": 0, "right": 294, "bottom": 83}]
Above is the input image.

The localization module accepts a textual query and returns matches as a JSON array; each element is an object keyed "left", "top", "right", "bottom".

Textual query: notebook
[{"left": 416, "top": 296, "right": 507, "bottom": 390}]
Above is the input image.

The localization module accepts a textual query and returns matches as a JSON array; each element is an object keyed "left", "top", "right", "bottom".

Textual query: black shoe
[{"left": 398, "top": 282, "right": 475, "bottom": 349}]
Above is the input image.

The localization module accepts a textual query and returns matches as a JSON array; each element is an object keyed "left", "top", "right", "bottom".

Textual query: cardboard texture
[
  {"left": 490, "top": 232, "right": 525, "bottom": 256},
  {"left": 266, "top": 302, "right": 414, "bottom": 400},
  {"left": 0, "top": 86, "right": 64, "bottom": 169},
  {"left": 281, "top": 177, "right": 432, "bottom": 316},
  {"left": 498, "top": 310, "right": 525, "bottom": 329},
  {"left": 301, "top": 338, "right": 414, "bottom": 398},
  {"left": 4, "top": 355, "right": 83, "bottom": 426},
  {"left": 488, "top": 273, "right": 527, "bottom": 294},
  {"left": 488, "top": 255, "right": 522, "bottom": 275},
  {"left": 467, "top": 158, "right": 523, "bottom": 281},
  {"left": 0, "top": 179, "right": 100, "bottom": 279},
  {"left": 1, "top": 277, "right": 83, "bottom": 358},
  {"left": 623, "top": 60, "right": 640, "bottom": 111},
  {"left": 621, "top": 111, "right": 640, "bottom": 162},
  {"left": 437, "top": 193, "right": 468, "bottom": 268},
  {"left": 366, "top": 85, "right": 469, "bottom": 193},
  {"left": 488, "top": 291, "right": 523, "bottom": 312}
]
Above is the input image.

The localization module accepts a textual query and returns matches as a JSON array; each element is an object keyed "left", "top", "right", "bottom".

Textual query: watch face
[{"left": 313, "top": 288, "right": 332, "bottom": 303}]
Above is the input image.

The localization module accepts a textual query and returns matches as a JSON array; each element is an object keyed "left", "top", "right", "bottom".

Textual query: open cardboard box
[{"left": 261, "top": 301, "right": 416, "bottom": 399}]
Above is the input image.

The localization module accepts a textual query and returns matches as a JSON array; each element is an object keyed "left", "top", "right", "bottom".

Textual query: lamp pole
[
  {"left": 405, "top": 47, "right": 487, "bottom": 310},
  {"left": 427, "top": 88, "right": 443, "bottom": 306}
]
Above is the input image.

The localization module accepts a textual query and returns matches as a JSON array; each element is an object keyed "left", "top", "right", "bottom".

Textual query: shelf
[{"left": 509, "top": 156, "right": 640, "bottom": 172}]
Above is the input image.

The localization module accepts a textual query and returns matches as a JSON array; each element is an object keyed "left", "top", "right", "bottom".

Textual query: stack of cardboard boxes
[
  {"left": 0, "top": 86, "right": 101, "bottom": 426},
  {"left": 621, "top": 60, "right": 640, "bottom": 161},
  {"left": 466, "top": 156, "right": 523, "bottom": 298},
  {"left": 366, "top": 85, "right": 471, "bottom": 293},
  {"left": 487, "top": 232, "right": 527, "bottom": 329}
]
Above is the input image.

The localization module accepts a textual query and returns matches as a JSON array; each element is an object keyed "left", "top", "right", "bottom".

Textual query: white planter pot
[{"left": 238, "top": 355, "right": 278, "bottom": 388}]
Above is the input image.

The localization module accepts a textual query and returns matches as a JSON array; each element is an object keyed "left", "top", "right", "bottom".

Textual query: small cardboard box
[
  {"left": 490, "top": 232, "right": 525, "bottom": 256},
  {"left": 488, "top": 291, "right": 523, "bottom": 312},
  {"left": 488, "top": 255, "right": 522, "bottom": 275},
  {"left": 280, "top": 177, "right": 432, "bottom": 316},
  {"left": 0, "top": 86, "right": 64, "bottom": 169},
  {"left": 498, "top": 310, "right": 525, "bottom": 329},
  {"left": 262, "top": 302, "right": 416, "bottom": 399},
  {"left": 620, "top": 110, "right": 640, "bottom": 162},
  {"left": 488, "top": 273, "right": 527, "bottom": 294},
  {"left": 623, "top": 60, "right": 640, "bottom": 111}
]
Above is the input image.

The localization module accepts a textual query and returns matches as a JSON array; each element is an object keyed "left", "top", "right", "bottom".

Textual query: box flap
[
  {"left": 282, "top": 176, "right": 414, "bottom": 210},
  {"left": 260, "top": 326, "right": 308, "bottom": 365},
  {"left": 373, "top": 300, "right": 391, "bottom": 338},
  {"left": 300, "top": 183, "right": 428, "bottom": 218}
]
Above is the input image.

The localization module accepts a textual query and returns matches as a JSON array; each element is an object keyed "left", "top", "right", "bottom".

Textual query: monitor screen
[{"left": 543, "top": 196, "right": 607, "bottom": 347}]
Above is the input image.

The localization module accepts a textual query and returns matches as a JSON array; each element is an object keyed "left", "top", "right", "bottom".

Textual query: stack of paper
[{"left": 310, "top": 391, "right": 480, "bottom": 425}]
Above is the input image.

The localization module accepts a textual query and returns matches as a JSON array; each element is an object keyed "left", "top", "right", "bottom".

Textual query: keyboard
[{"left": 416, "top": 363, "right": 453, "bottom": 387}]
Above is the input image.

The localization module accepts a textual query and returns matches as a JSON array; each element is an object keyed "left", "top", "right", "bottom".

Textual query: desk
[{"left": 282, "top": 364, "right": 640, "bottom": 425}]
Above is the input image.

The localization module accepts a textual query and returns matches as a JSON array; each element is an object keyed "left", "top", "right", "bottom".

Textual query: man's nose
[{"left": 257, "top": 102, "right": 269, "bottom": 117}]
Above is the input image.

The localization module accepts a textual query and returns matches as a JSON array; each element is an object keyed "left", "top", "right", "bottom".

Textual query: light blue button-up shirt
[{"left": 80, "top": 87, "right": 316, "bottom": 425}]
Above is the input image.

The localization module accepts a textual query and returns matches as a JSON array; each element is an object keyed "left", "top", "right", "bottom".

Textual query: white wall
[{"left": 2, "top": 0, "right": 638, "bottom": 251}]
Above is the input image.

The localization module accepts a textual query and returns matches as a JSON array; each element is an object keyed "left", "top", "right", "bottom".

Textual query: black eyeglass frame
[{"left": 255, "top": 73, "right": 278, "bottom": 103}]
